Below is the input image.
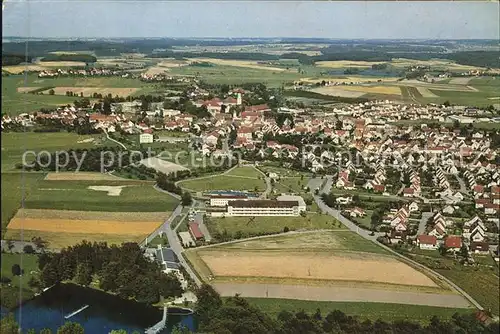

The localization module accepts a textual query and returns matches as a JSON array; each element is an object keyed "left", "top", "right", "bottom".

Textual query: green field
[
  {"left": 1, "top": 132, "right": 105, "bottom": 171},
  {"left": 179, "top": 175, "right": 266, "bottom": 192},
  {"left": 218, "top": 230, "right": 390, "bottom": 255},
  {"left": 273, "top": 177, "right": 309, "bottom": 194},
  {"left": 24, "top": 179, "right": 179, "bottom": 212},
  {"left": 1, "top": 74, "right": 160, "bottom": 115},
  {"left": 0, "top": 253, "right": 39, "bottom": 309},
  {"left": 245, "top": 298, "right": 472, "bottom": 324},
  {"left": 1, "top": 173, "right": 46, "bottom": 231}
]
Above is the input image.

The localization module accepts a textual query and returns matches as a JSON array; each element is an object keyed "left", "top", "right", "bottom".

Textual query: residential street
[{"left": 454, "top": 174, "right": 469, "bottom": 194}]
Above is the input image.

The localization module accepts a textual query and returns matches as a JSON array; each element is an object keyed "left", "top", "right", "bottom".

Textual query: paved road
[
  {"left": 213, "top": 283, "right": 472, "bottom": 309},
  {"left": 311, "top": 175, "right": 484, "bottom": 311},
  {"left": 253, "top": 166, "right": 272, "bottom": 199},
  {"left": 103, "top": 129, "right": 127, "bottom": 149},
  {"left": 164, "top": 222, "right": 202, "bottom": 287},
  {"left": 140, "top": 204, "right": 183, "bottom": 248},
  {"left": 418, "top": 212, "right": 434, "bottom": 235}
]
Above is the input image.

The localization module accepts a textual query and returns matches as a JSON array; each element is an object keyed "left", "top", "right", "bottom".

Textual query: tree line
[
  {"left": 37, "top": 241, "right": 183, "bottom": 304},
  {"left": 40, "top": 54, "right": 97, "bottom": 64},
  {"left": 195, "top": 284, "right": 498, "bottom": 334}
]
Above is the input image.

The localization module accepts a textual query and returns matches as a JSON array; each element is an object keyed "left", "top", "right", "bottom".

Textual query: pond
[{"left": 1, "top": 283, "right": 196, "bottom": 334}]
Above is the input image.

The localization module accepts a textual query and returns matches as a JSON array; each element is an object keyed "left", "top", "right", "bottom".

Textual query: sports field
[{"left": 225, "top": 166, "right": 263, "bottom": 178}]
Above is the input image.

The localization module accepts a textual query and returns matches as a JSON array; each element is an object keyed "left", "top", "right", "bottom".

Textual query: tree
[
  {"left": 49, "top": 89, "right": 55, "bottom": 95},
  {"left": 11, "top": 264, "right": 21, "bottom": 276},
  {"left": 7, "top": 240, "right": 14, "bottom": 251},
  {"left": 57, "top": 322, "right": 84, "bottom": 334},
  {"left": 0, "top": 314, "right": 20, "bottom": 334},
  {"left": 195, "top": 284, "right": 223, "bottom": 327},
  {"left": 40, "top": 329, "right": 53, "bottom": 334},
  {"left": 74, "top": 262, "right": 92, "bottom": 286},
  {"left": 32, "top": 236, "right": 48, "bottom": 250},
  {"left": 23, "top": 244, "right": 35, "bottom": 254},
  {"left": 283, "top": 226, "right": 290, "bottom": 233},
  {"left": 181, "top": 191, "right": 193, "bottom": 206},
  {"left": 110, "top": 331, "right": 128, "bottom": 334}
]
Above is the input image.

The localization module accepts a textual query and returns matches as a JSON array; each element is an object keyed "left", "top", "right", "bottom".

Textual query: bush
[
  {"left": 283, "top": 226, "right": 290, "bottom": 233},
  {"left": 23, "top": 245, "right": 35, "bottom": 254},
  {"left": 11, "top": 264, "right": 21, "bottom": 276}
]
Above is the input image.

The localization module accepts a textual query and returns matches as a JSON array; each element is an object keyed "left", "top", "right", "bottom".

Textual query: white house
[{"left": 139, "top": 133, "right": 154, "bottom": 144}]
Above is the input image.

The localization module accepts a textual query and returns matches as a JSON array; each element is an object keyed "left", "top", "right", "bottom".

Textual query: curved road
[{"left": 103, "top": 129, "right": 127, "bottom": 149}]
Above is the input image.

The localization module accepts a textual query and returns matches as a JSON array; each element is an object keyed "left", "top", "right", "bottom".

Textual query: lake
[{"left": 1, "top": 283, "right": 196, "bottom": 333}]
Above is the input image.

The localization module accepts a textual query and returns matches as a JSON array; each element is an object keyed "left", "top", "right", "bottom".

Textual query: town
[{"left": 1, "top": 1, "right": 500, "bottom": 332}]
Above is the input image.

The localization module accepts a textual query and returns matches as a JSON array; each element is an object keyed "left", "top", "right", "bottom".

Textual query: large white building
[
  {"left": 210, "top": 195, "right": 250, "bottom": 207},
  {"left": 139, "top": 133, "right": 154, "bottom": 144}
]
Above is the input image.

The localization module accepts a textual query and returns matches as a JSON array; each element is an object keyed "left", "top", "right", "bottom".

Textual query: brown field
[
  {"left": 7, "top": 218, "right": 161, "bottom": 235},
  {"left": 44, "top": 172, "right": 125, "bottom": 181},
  {"left": 3, "top": 65, "right": 48, "bottom": 74},
  {"left": 311, "top": 86, "right": 366, "bottom": 98},
  {"left": 12, "top": 208, "right": 167, "bottom": 222},
  {"left": 39, "top": 61, "right": 88, "bottom": 67},
  {"left": 40, "top": 87, "right": 140, "bottom": 97},
  {"left": 197, "top": 250, "right": 438, "bottom": 287},
  {"left": 4, "top": 229, "right": 146, "bottom": 249},
  {"left": 339, "top": 85, "right": 402, "bottom": 95},
  {"left": 17, "top": 87, "right": 42, "bottom": 93},
  {"left": 188, "top": 58, "right": 291, "bottom": 72}
]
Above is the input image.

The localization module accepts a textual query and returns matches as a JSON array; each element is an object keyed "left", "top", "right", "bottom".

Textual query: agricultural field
[
  {"left": 187, "top": 58, "right": 292, "bottom": 72},
  {"left": 315, "top": 61, "right": 387, "bottom": 69},
  {"left": 23, "top": 179, "right": 179, "bottom": 212},
  {"left": 5, "top": 208, "right": 167, "bottom": 249},
  {"left": 245, "top": 298, "right": 472, "bottom": 324},
  {"left": 2, "top": 61, "right": 87, "bottom": 74},
  {"left": 1, "top": 132, "right": 106, "bottom": 171},
  {"left": 179, "top": 174, "right": 266, "bottom": 193},
  {"left": 1, "top": 74, "right": 158, "bottom": 115},
  {"left": 206, "top": 214, "right": 343, "bottom": 239}
]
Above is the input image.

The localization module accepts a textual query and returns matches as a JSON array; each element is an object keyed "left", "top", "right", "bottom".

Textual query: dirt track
[{"left": 213, "top": 283, "right": 471, "bottom": 308}]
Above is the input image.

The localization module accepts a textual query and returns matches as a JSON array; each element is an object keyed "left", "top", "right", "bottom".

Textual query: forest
[{"left": 37, "top": 241, "right": 183, "bottom": 304}]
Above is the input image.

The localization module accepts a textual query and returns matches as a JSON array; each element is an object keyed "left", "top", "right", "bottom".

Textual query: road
[
  {"left": 164, "top": 221, "right": 202, "bottom": 287},
  {"left": 103, "top": 129, "right": 127, "bottom": 149},
  {"left": 310, "top": 176, "right": 484, "bottom": 311},
  {"left": 254, "top": 166, "right": 272, "bottom": 199},
  {"left": 139, "top": 204, "right": 183, "bottom": 248},
  {"left": 213, "top": 283, "right": 472, "bottom": 309},
  {"left": 418, "top": 212, "right": 434, "bottom": 235}
]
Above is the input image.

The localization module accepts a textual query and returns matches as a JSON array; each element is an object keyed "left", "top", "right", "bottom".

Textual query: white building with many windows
[{"left": 225, "top": 199, "right": 304, "bottom": 216}]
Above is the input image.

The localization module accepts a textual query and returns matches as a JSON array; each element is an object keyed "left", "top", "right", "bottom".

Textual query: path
[
  {"left": 418, "top": 212, "right": 434, "bottom": 235},
  {"left": 253, "top": 165, "right": 272, "bottom": 199},
  {"left": 103, "top": 129, "right": 127, "bottom": 150},
  {"left": 311, "top": 176, "right": 484, "bottom": 311},
  {"left": 213, "top": 283, "right": 472, "bottom": 309}
]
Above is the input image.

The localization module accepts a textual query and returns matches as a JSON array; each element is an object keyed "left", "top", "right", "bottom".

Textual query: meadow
[{"left": 0, "top": 253, "right": 39, "bottom": 308}]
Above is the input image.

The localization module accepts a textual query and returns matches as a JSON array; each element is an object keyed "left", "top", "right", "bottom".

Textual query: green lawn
[
  {"left": 1, "top": 253, "right": 39, "bottom": 309},
  {"left": 179, "top": 175, "right": 266, "bottom": 192},
  {"left": 218, "top": 230, "right": 390, "bottom": 255},
  {"left": 245, "top": 298, "right": 473, "bottom": 324},
  {"left": 258, "top": 164, "right": 311, "bottom": 178},
  {"left": 330, "top": 188, "right": 405, "bottom": 202},
  {"left": 274, "top": 177, "right": 309, "bottom": 194},
  {"left": 147, "top": 235, "right": 169, "bottom": 247},
  {"left": 24, "top": 179, "right": 179, "bottom": 212},
  {"left": 225, "top": 166, "right": 263, "bottom": 178}
]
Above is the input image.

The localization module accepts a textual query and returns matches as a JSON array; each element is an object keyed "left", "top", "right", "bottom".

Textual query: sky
[{"left": 3, "top": 1, "right": 499, "bottom": 39}]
